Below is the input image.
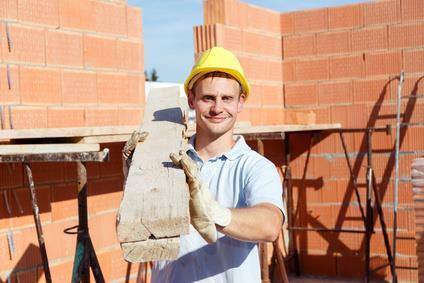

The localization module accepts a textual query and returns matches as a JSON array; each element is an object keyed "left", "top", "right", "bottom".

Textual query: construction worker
[{"left": 145, "top": 46, "right": 284, "bottom": 282}]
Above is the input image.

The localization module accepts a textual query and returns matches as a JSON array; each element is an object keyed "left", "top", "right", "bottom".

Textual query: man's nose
[{"left": 211, "top": 98, "right": 224, "bottom": 113}]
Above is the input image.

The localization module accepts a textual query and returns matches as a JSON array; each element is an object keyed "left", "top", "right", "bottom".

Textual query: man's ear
[
  {"left": 237, "top": 94, "right": 245, "bottom": 113},
  {"left": 188, "top": 90, "right": 196, "bottom": 110}
]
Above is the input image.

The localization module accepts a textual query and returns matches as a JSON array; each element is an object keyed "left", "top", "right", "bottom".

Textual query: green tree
[{"left": 150, "top": 68, "right": 159, "bottom": 82}]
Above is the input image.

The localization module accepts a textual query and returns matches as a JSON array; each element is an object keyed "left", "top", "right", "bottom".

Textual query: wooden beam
[
  {"left": 0, "top": 144, "right": 100, "bottom": 154},
  {"left": 116, "top": 86, "right": 189, "bottom": 262}
]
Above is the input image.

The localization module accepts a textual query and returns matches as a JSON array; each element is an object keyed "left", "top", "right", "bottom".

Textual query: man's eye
[{"left": 222, "top": 96, "right": 233, "bottom": 102}]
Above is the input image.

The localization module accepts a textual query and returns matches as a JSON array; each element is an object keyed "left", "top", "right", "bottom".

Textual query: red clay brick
[
  {"left": 239, "top": 57, "right": 282, "bottom": 82},
  {"left": 295, "top": 58, "right": 329, "bottom": 81},
  {"left": 251, "top": 84, "right": 283, "bottom": 106},
  {"left": 0, "top": 163, "right": 23, "bottom": 189},
  {"left": 402, "top": 0, "right": 424, "bottom": 22},
  {"left": 85, "top": 107, "right": 119, "bottom": 127},
  {"left": 363, "top": 0, "right": 401, "bottom": 26},
  {"left": 89, "top": 211, "right": 119, "bottom": 250},
  {"left": 117, "top": 40, "right": 143, "bottom": 71},
  {"left": 47, "top": 107, "right": 85, "bottom": 128},
  {"left": 353, "top": 77, "right": 392, "bottom": 104},
  {"left": 294, "top": 8, "right": 328, "bottom": 33},
  {"left": 243, "top": 32, "right": 282, "bottom": 58},
  {"left": 404, "top": 49, "right": 424, "bottom": 74},
  {"left": 365, "top": 51, "right": 402, "bottom": 76},
  {"left": 18, "top": 0, "right": 59, "bottom": 27},
  {"left": 389, "top": 22, "right": 424, "bottom": 49},
  {"left": 221, "top": 26, "right": 243, "bottom": 53},
  {"left": 51, "top": 183, "right": 78, "bottom": 221},
  {"left": 88, "top": 177, "right": 123, "bottom": 214},
  {"left": 118, "top": 107, "right": 143, "bottom": 126},
  {"left": 17, "top": 268, "right": 37, "bottom": 283},
  {"left": 62, "top": 70, "right": 97, "bottom": 105},
  {"left": 316, "top": 31, "right": 350, "bottom": 55},
  {"left": 59, "top": 0, "right": 95, "bottom": 31},
  {"left": 246, "top": 5, "right": 280, "bottom": 34},
  {"left": 94, "top": 1, "right": 127, "bottom": 36},
  {"left": 97, "top": 73, "right": 129, "bottom": 104},
  {"left": 0, "top": 0, "right": 18, "bottom": 19},
  {"left": 127, "top": 6, "right": 142, "bottom": 39},
  {"left": 283, "top": 34, "right": 315, "bottom": 58},
  {"left": 46, "top": 30, "right": 83, "bottom": 67},
  {"left": 9, "top": 106, "right": 48, "bottom": 129},
  {"left": 318, "top": 81, "right": 353, "bottom": 105},
  {"left": 1, "top": 24, "right": 45, "bottom": 64},
  {"left": 282, "top": 60, "right": 295, "bottom": 81},
  {"left": 0, "top": 64, "right": 19, "bottom": 104},
  {"left": 328, "top": 4, "right": 363, "bottom": 30},
  {"left": 284, "top": 83, "right": 317, "bottom": 106},
  {"left": 48, "top": 260, "right": 74, "bottom": 282},
  {"left": 302, "top": 252, "right": 337, "bottom": 276},
  {"left": 351, "top": 26, "right": 388, "bottom": 52},
  {"left": 280, "top": 12, "right": 294, "bottom": 35},
  {"left": 329, "top": 55, "right": 364, "bottom": 79},
  {"left": 20, "top": 67, "right": 61, "bottom": 104},
  {"left": 84, "top": 35, "right": 117, "bottom": 69}
]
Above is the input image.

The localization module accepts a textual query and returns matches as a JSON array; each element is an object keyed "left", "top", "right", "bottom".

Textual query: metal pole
[
  {"left": 364, "top": 129, "right": 374, "bottom": 283},
  {"left": 393, "top": 71, "right": 404, "bottom": 283},
  {"left": 24, "top": 163, "right": 52, "bottom": 283}
]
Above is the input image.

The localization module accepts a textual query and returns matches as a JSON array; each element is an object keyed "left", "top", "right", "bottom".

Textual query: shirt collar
[{"left": 187, "top": 135, "right": 250, "bottom": 161}]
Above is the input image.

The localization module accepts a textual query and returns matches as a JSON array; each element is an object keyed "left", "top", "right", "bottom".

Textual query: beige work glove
[
  {"left": 170, "top": 150, "right": 232, "bottom": 243},
  {"left": 122, "top": 131, "right": 149, "bottom": 179}
]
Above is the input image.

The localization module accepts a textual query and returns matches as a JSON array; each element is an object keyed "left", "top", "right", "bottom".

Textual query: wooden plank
[
  {"left": 77, "top": 134, "right": 131, "bottom": 144},
  {"left": 0, "top": 144, "right": 100, "bottom": 154},
  {"left": 116, "top": 86, "right": 189, "bottom": 262},
  {"left": 0, "top": 126, "right": 138, "bottom": 140}
]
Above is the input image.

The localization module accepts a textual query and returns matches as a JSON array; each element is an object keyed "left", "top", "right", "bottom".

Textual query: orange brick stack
[
  {"left": 0, "top": 0, "right": 145, "bottom": 129},
  {"left": 412, "top": 157, "right": 424, "bottom": 282},
  {"left": 200, "top": 0, "right": 424, "bottom": 281}
]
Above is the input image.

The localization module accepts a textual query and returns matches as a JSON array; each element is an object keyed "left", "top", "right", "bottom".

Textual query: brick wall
[
  {"left": 0, "top": 0, "right": 147, "bottom": 282},
  {"left": 200, "top": 0, "right": 424, "bottom": 281},
  {"left": 0, "top": 0, "right": 145, "bottom": 129}
]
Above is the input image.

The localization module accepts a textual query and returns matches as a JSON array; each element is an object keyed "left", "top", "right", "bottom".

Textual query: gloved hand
[
  {"left": 122, "top": 131, "right": 148, "bottom": 179},
  {"left": 170, "top": 150, "right": 232, "bottom": 243}
]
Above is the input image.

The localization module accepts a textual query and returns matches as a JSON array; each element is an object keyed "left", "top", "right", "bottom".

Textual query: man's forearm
[{"left": 217, "top": 203, "right": 283, "bottom": 242}]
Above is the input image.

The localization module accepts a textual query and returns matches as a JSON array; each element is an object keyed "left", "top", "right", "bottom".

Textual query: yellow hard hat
[{"left": 184, "top": 46, "right": 251, "bottom": 98}]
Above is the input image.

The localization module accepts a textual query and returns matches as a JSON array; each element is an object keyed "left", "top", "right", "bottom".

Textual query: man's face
[{"left": 188, "top": 76, "right": 245, "bottom": 138}]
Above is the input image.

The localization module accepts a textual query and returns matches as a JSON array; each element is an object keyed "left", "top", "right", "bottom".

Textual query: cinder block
[
  {"left": 363, "top": 0, "right": 401, "bottom": 26},
  {"left": 329, "top": 55, "right": 364, "bottom": 79},
  {"left": 0, "top": 64, "right": 19, "bottom": 104},
  {"left": 389, "top": 22, "right": 424, "bottom": 49},
  {"left": 351, "top": 26, "right": 388, "bottom": 52},
  {"left": 283, "top": 34, "right": 315, "bottom": 58},
  {"left": 365, "top": 51, "right": 402, "bottom": 76},
  {"left": 47, "top": 107, "right": 85, "bottom": 128},
  {"left": 127, "top": 6, "right": 142, "bottom": 39},
  {"left": 46, "top": 30, "right": 83, "bottom": 67},
  {"left": 18, "top": 0, "right": 59, "bottom": 27},
  {"left": 59, "top": 0, "right": 95, "bottom": 31},
  {"left": 83, "top": 35, "right": 117, "bottom": 69},
  {"left": 280, "top": 12, "right": 294, "bottom": 35},
  {"left": 97, "top": 73, "right": 129, "bottom": 104},
  {"left": 316, "top": 31, "right": 350, "bottom": 55},
  {"left": 404, "top": 49, "right": 424, "bottom": 73},
  {"left": 353, "top": 77, "right": 392, "bottom": 104},
  {"left": 8, "top": 106, "right": 48, "bottom": 129},
  {"left": 85, "top": 107, "right": 119, "bottom": 127},
  {"left": 328, "top": 4, "right": 363, "bottom": 30},
  {"left": 294, "top": 8, "right": 328, "bottom": 33},
  {"left": 402, "top": 0, "right": 424, "bottom": 22},
  {"left": 0, "top": 0, "right": 18, "bottom": 19},
  {"left": 117, "top": 40, "right": 143, "bottom": 71},
  {"left": 284, "top": 83, "right": 317, "bottom": 106},
  {"left": 118, "top": 107, "right": 144, "bottom": 126},
  {"left": 20, "top": 67, "right": 61, "bottom": 104},
  {"left": 318, "top": 81, "right": 353, "bottom": 105},
  {"left": 295, "top": 58, "right": 329, "bottom": 81},
  {"left": 62, "top": 70, "right": 97, "bottom": 105},
  {"left": 1, "top": 24, "right": 45, "bottom": 65},
  {"left": 94, "top": 1, "right": 127, "bottom": 36}
]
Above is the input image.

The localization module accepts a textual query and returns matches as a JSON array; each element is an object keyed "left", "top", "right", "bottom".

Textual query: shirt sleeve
[{"left": 243, "top": 155, "right": 286, "bottom": 221}]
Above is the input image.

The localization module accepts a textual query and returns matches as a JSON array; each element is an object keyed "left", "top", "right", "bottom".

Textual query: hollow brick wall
[
  {"left": 200, "top": 0, "right": 424, "bottom": 281},
  {"left": 0, "top": 0, "right": 148, "bottom": 282}
]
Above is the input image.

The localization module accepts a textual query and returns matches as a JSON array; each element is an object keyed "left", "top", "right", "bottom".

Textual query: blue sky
[{"left": 128, "top": 0, "right": 367, "bottom": 83}]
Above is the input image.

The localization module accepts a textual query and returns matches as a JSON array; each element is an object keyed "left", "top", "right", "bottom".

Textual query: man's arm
[{"left": 218, "top": 203, "right": 283, "bottom": 242}]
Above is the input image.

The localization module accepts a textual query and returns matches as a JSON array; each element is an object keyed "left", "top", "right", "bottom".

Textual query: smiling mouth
[{"left": 206, "top": 116, "right": 227, "bottom": 123}]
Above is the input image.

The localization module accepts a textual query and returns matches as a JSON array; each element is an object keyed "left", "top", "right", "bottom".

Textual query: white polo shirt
[{"left": 151, "top": 135, "right": 284, "bottom": 283}]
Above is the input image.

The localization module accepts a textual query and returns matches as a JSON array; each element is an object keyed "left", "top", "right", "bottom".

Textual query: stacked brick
[
  {"left": 0, "top": 0, "right": 145, "bottom": 129},
  {"left": 200, "top": 0, "right": 424, "bottom": 281},
  {"left": 413, "top": 158, "right": 424, "bottom": 281}
]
